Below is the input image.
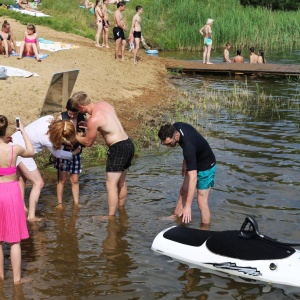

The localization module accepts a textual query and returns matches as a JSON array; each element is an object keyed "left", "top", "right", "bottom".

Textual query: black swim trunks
[
  {"left": 113, "top": 27, "right": 125, "bottom": 41},
  {"left": 106, "top": 138, "right": 134, "bottom": 172},
  {"left": 133, "top": 31, "right": 141, "bottom": 39}
]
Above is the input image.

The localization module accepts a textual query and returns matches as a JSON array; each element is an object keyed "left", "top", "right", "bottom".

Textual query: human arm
[
  {"left": 10, "top": 32, "right": 18, "bottom": 53},
  {"left": 178, "top": 169, "right": 197, "bottom": 224},
  {"left": 16, "top": 121, "right": 34, "bottom": 158},
  {"left": 35, "top": 34, "right": 40, "bottom": 53},
  {"left": 181, "top": 159, "right": 186, "bottom": 177},
  {"left": 199, "top": 25, "right": 205, "bottom": 36},
  {"left": 130, "top": 16, "right": 136, "bottom": 35},
  {"left": 76, "top": 117, "right": 98, "bottom": 147}
]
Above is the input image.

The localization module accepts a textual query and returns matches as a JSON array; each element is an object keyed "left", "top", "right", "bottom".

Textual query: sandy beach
[{"left": 0, "top": 18, "right": 176, "bottom": 139}]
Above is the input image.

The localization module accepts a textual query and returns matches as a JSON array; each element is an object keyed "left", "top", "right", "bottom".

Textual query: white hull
[{"left": 152, "top": 226, "right": 300, "bottom": 287}]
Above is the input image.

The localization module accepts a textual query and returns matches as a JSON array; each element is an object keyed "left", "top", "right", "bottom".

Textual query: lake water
[{"left": 1, "top": 51, "right": 299, "bottom": 299}]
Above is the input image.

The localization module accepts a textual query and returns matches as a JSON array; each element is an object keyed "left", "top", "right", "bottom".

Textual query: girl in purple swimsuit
[{"left": 0, "top": 115, "right": 34, "bottom": 284}]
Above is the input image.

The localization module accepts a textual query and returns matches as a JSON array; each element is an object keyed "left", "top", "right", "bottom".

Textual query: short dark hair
[
  {"left": 136, "top": 5, "right": 142, "bottom": 11},
  {"left": 117, "top": 1, "right": 125, "bottom": 8},
  {"left": 66, "top": 98, "right": 78, "bottom": 112},
  {"left": 249, "top": 47, "right": 255, "bottom": 53},
  {"left": 158, "top": 124, "right": 176, "bottom": 141},
  {"left": 237, "top": 49, "right": 242, "bottom": 55},
  {"left": 226, "top": 43, "right": 230, "bottom": 47}
]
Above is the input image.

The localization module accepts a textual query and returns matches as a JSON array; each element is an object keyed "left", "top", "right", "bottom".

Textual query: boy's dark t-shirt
[{"left": 173, "top": 122, "right": 216, "bottom": 171}]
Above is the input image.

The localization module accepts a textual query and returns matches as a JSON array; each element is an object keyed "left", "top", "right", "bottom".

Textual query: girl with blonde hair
[{"left": 199, "top": 18, "right": 214, "bottom": 64}]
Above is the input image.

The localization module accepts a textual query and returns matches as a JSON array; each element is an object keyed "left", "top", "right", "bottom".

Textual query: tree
[{"left": 240, "top": 0, "right": 300, "bottom": 11}]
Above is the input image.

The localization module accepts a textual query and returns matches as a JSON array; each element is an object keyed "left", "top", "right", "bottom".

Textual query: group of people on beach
[
  {"left": 91, "top": 0, "right": 144, "bottom": 64},
  {"left": 199, "top": 18, "right": 266, "bottom": 64},
  {"left": 0, "top": 20, "right": 41, "bottom": 61},
  {"left": 0, "top": 87, "right": 216, "bottom": 283}
]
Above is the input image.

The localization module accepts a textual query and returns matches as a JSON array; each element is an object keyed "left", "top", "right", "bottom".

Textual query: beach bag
[{"left": 0, "top": 67, "right": 7, "bottom": 79}]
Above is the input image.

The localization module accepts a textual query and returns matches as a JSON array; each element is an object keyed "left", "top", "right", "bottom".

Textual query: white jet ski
[{"left": 151, "top": 216, "right": 300, "bottom": 287}]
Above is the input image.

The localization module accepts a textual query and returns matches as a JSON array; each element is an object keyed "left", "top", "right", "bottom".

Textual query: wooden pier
[{"left": 165, "top": 59, "right": 300, "bottom": 76}]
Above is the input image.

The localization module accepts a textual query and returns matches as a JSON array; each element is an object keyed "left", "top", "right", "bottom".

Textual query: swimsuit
[
  {"left": 0, "top": 146, "right": 29, "bottom": 243},
  {"left": 25, "top": 37, "right": 37, "bottom": 43},
  {"left": 0, "top": 33, "right": 11, "bottom": 41},
  {"left": 106, "top": 138, "right": 134, "bottom": 172},
  {"left": 133, "top": 31, "right": 141, "bottom": 39},
  {"left": 204, "top": 37, "right": 212, "bottom": 46},
  {"left": 0, "top": 146, "right": 16, "bottom": 176},
  {"left": 113, "top": 27, "right": 125, "bottom": 41},
  {"left": 102, "top": 20, "right": 110, "bottom": 27}
]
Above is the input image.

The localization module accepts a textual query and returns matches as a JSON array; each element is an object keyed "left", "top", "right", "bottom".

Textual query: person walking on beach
[
  {"left": 113, "top": 1, "right": 126, "bottom": 61},
  {"left": 232, "top": 49, "right": 244, "bottom": 63},
  {"left": 11, "top": 116, "right": 79, "bottom": 221},
  {"left": 102, "top": 0, "right": 110, "bottom": 48},
  {"left": 55, "top": 99, "right": 87, "bottom": 207},
  {"left": 199, "top": 18, "right": 214, "bottom": 64},
  {"left": 223, "top": 43, "right": 231, "bottom": 62},
  {"left": 249, "top": 47, "right": 259, "bottom": 63},
  {"left": 0, "top": 115, "right": 34, "bottom": 284},
  {"left": 158, "top": 123, "right": 216, "bottom": 227},
  {"left": 71, "top": 91, "right": 135, "bottom": 218},
  {"left": 130, "top": 5, "right": 143, "bottom": 65}
]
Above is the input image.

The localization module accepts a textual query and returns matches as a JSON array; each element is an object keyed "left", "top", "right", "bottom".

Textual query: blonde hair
[
  {"left": 47, "top": 120, "right": 76, "bottom": 150},
  {"left": 206, "top": 18, "right": 214, "bottom": 25},
  {"left": 71, "top": 91, "right": 92, "bottom": 108}
]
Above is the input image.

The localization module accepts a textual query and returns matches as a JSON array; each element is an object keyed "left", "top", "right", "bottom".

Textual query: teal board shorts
[{"left": 197, "top": 164, "right": 216, "bottom": 190}]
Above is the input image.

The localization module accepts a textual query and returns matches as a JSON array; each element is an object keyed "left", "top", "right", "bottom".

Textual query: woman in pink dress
[{"left": 0, "top": 115, "right": 34, "bottom": 284}]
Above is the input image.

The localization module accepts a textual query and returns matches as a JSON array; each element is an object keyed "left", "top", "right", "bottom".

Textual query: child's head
[{"left": 27, "top": 24, "right": 36, "bottom": 34}]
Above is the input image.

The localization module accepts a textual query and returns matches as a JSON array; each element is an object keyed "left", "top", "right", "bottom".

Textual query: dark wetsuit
[
  {"left": 173, "top": 122, "right": 216, "bottom": 172},
  {"left": 106, "top": 138, "right": 134, "bottom": 172}
]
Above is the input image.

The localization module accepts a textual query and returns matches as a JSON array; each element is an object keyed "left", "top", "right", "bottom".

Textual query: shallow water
[{"left": 1, "top": 53, "right": 300, "bottom": 299}]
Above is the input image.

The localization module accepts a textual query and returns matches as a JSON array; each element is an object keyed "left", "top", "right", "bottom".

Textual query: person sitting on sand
[
  {"left": 258, "top": 49, "right": 266, "bottom": 64},
  {"left": 232, "top": 49, "right": 244, "bottom": 63},
  {"left": 17, "top": 24, "right": 41, "bottom": 62},
  {"left": 0, "top": 20, "right": 18, "bottom": 57},
  {"left": 249, "top": 46, "right": 259, "bottom": 63},
  {"left": 16, "top": 0, "right": 36, "bottom": 11}
]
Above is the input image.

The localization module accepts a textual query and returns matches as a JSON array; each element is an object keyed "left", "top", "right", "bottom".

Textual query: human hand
[
  {"left": 78, "top": 121, "right": 87, "bottom": 130},
  {"left": 72, "top": 145, "right": 81, "bottom": 156},
  {"left": 179, "top": 206, "right": 192, "bottom": 224}
]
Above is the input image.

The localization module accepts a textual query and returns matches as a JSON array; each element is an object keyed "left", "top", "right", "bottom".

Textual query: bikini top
[
  {"left": 0, "top": 33, "right": 11, "bottom": 41},
  {"left": 25, "top": 37, "right": 37, "bottom": 43},
  {"left": 0, "top": 146, "right": 17, "bottom": 176}
]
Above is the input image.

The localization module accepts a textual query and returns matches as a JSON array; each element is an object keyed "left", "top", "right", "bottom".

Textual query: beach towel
[
  {"left": 10, "top": 49, "right": 49, "bottom": 60},
  {"left": 38, "top": 39, "right": 79, "bottom": 52},
  {"left": 0, "top": 65, "right": 39, "bottom": 77},
  {"left": 9, "top": 6, "right": 50, "bottom": 17}
]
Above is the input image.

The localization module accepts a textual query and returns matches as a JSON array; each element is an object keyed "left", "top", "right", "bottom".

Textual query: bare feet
[
  {"left": 14, "top": 277, "right": 32, "bottom": 285},
  {"left": 27, "top": 217, "right": 43, "bottom": 222},
  {"left": 206, "top": 62, "right": 213, "bottom": 64},
  {"left": 55, "top": 203, "right": 64, "bottom": 209},
  {"left": 95, "top": 44, "right": 102, "bottom": 48},
  {"left": 37, "top": 59, "right": 41, "bottom": 62}
]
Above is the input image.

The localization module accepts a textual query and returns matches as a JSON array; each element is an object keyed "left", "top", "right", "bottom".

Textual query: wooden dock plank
[{"left": 165, "top": 59, "right": 300, "bottom": 76}]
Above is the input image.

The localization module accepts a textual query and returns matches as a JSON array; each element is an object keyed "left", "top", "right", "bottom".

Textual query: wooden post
[{"left": 62, "top": 72, "right": 69, "bottom": 111}]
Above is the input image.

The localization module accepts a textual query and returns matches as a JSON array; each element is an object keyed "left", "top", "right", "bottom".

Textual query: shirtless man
[
  {"left": 232, "top": 49, "right": 244, "bottom": 63},
  {"left": 130, "top": 5, "right": 143, "bottom": 65},
  {"left": 223, "top": 43, "right": 231, "bottom": 62},
  {"left": 102, "top": 0, "right": 110, "bottom": 48},
  {"left": 249, "top": 47, "right": 259, "bottom": 63},
  {"left": 113, "top": 1, "right": 126, "bottom": 61},
  {"left": 71, "top": 91, "right": 135, "bottom": 217}
]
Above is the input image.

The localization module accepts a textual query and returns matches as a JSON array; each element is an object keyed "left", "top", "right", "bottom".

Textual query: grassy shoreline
[{"left": 0, "top": 0, "right": 299, "bottom": 51}]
